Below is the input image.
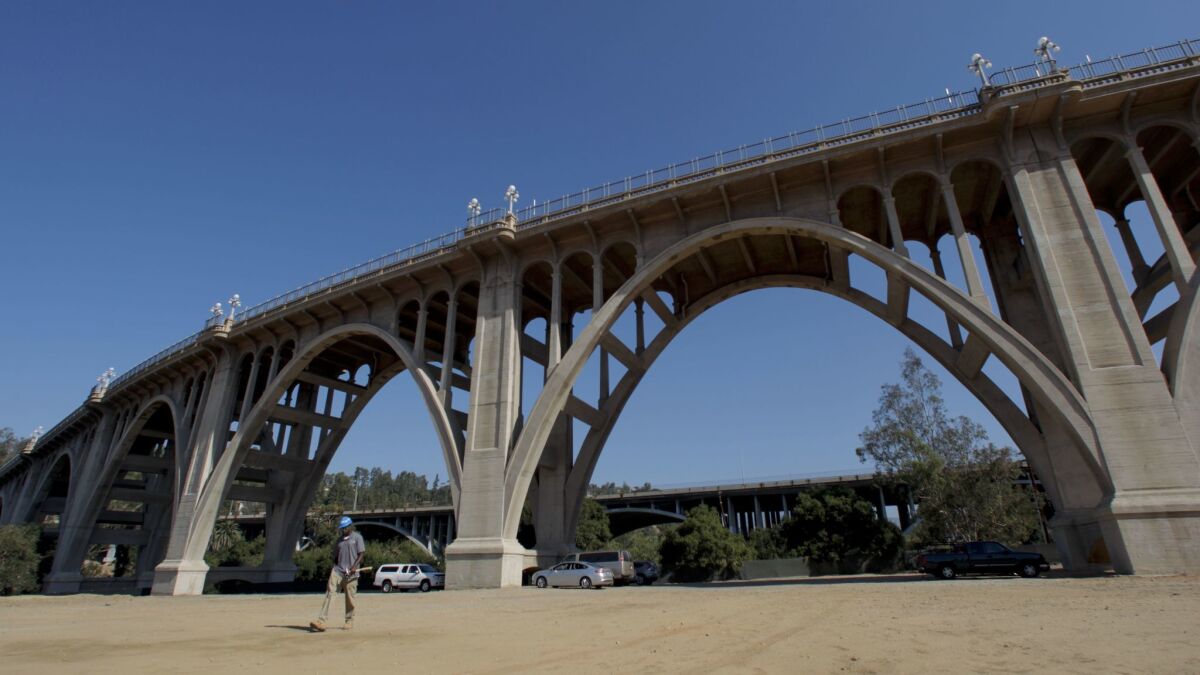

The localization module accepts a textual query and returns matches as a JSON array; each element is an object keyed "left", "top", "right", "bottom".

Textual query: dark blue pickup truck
[{"left": 915, "top": 541, "right": 1050, "bottom": 579}]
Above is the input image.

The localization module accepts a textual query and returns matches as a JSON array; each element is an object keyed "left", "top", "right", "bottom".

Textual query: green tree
[
  {"left": 857, "top": 349, "right": 1039, "bottom": 546},
  {"left": 0, "top": 427, "right": 28, "bottom": 466},
  {"left": 780, "top": 488, "right": 902, "bottom": 567},
  {"left": 610, "top": 524, "right": 675, "bottom": 565},
  {"left": 575, "top": 498, "right": 612, "bottom": 551},
  {"left": 0, "top": 524, "right": 42, "bottom": 594},
  {"left": 659, "top": 505, "right": 751, "bottom": 582},
  {"left": 747, "top": 524, "right": 788, "bottom": 560}
]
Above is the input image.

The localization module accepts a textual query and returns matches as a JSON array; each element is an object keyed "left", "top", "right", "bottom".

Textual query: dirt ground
[{"left": 1, "top": 573, "right": 1197, "bottom": 674}]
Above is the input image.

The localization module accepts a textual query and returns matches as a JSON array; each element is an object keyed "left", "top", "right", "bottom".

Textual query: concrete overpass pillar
[
  {"left": 444, "top": 251, "right": 527, "bottom": 588},
  {"left": 1006, "top": 133, "right": 1200, "bottom": 574}
]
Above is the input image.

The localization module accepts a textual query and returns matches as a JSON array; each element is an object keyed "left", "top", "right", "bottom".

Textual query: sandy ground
[{"left": 1, "top": 573, "right": 1197, "bottom": 674}]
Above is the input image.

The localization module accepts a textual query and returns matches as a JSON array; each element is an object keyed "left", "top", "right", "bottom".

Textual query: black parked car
[
  {"left": 915, "top": 541, "right": 1050, "bottom": 579},
  {"left": 633, "top": 561, "right": 659, "bottom": 585}
]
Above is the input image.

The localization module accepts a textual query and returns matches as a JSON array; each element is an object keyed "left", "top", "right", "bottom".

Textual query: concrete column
[
  {"left": 929, "top": 246, "right": 965, "bottom": 349},
  {"left": 444, "top": 254, "right": 527, "bottom": 588},
  {"left": 881, "top": 195, "right": 910, "bottom": 258},
  {"left": 1006, "top": 135, "right": 1200, "bottom": 574},
  {"left": 593, "top": 255, "right": 609, "bottom": 403},
  {"left": 1111, "top": 217, "right": 1151, "bottom": 282},
  {"left": 980, "top": 215, "right": 1109, "bottom": 570},
  {"left": 548, "top": 267, "right": 562, "bottom": 369},
  {"left": 634, "top": 298, "right": 646, "bottom": 354},
  {"left": 940, "top": 179, "right": 991, "bottom": 307},
  {"left": 153, "top": 348, "right": 242, "bottom": 595},
  {"left": 238, "top": 354, "right": 262, "bottom": 424},
  {"left": 876, "top": 486, "right": 887, "bottom": 522},
  {"left": 1125, "top": 144, "right": 1196, "bottom": 294},
  {"left": 414, "top": 303, "right": 428, "bottom": 364},
  {"left": 439, "top": 296, "right": 459, "bottom": 409}
]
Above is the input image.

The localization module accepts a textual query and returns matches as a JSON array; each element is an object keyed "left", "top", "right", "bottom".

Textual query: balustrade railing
[{"left": 97, "top": 37, "right": 1198, "bottom": 396}]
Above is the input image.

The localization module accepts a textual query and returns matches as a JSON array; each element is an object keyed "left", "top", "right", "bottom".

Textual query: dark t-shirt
[{"left": 334, "top": 532, "right": 365, "bottom": 575}]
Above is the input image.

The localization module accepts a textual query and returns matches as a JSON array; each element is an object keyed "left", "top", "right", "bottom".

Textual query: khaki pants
[{"left": 317, "top": 568, "right": 357, "bottom": 623}]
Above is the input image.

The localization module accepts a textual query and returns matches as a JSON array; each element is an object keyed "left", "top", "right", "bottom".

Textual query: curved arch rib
[
  {"left": 505, "top": 217, "right": 1107, "bottom": 541},
  {"left": 174, "top": 322, "right": 461, "bottom": 564}
]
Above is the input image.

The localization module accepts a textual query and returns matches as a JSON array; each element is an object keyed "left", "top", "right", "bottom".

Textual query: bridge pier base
[
  {"left": 1100, "top": 490, "right": 1200, "bottom": 574},
  {"left": 444, "top": 537, "right": 526, "bottom": 589},
  {"left": 151, "top": 559, "right": 209, "bottom": 596},
  {"left": 42, "top": 572, "right": 83, "bottom": 595}
]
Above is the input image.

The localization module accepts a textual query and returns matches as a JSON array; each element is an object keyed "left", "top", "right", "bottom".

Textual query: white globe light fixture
[
  {"left": 968, "top": 53, "right": 993, "bottom": 87},
  {"left": 504, "top": 185, "right": 520, "bottom": 215}
]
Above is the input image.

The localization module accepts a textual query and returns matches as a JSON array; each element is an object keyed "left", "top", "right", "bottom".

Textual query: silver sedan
[{"left": 532, "top": 562, "right": 613, "bottom": 589}]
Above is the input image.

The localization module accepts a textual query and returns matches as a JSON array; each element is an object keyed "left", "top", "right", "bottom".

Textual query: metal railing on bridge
[{"left": 86, "top": 37, "right": 1198, "bottom": 404}]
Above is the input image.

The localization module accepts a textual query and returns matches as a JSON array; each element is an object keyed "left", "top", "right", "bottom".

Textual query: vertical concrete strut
[
  {"left": 940, "top": 179, "right": 991, "bottom": 307},
  {"left": 1125, "top": 144, "right": 1197, "bottom": 294}
]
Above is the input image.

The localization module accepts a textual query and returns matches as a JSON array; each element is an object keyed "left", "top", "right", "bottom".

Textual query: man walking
[{"left": 310, "top": 516, "right": 365, "bottom": 632}]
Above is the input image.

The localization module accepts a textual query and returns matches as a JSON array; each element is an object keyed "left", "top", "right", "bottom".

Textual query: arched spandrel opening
[{"left": 837, "top": 185, "right": 887, "bottom": 247}]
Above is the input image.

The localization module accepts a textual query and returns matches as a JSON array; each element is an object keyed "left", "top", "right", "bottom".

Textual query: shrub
[
  {"left": 0, "top": 524, "right": 42, "bottom": 595},
  {"left": 659, "top": 505, "right": 752, "bottom": 583}
]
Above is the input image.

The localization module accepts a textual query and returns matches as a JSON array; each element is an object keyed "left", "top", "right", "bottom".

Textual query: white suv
[{"left": 374, "top": 563, "right": 445, "bottom": 593}]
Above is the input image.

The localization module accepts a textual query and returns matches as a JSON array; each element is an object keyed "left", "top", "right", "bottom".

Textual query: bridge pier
[
  {"left": 445, "top": 244, "right": 529, "bottom": 588},
  {"left": 1008, "top": 133, "right": 1200, "bottom": 573}
]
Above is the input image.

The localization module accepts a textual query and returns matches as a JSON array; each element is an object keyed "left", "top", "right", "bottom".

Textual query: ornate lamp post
[
  {"left": 210, "top": 302, "right": 224, "bottom": 321},
  {"left": 1035, "top": 36, "right": 1061, "bottom": 72},
  {"left": 468, "top": 198, "right": 481, "bottom": 227},
  {"left": 504, "top": 185, "right": 520, "bottom": 216},
  {"left": 97, "top": 367, "right": 116, "bottom": 391},
  {"left": 968, "top": 52, "right": 993, "bottom": 87},
  {"left": 228, "top": 294, "right": 241, "bottom": 322}
]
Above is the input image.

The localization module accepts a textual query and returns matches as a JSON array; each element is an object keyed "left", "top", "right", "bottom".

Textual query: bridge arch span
[
  {"left": 46, "top": 395, "right": 182, "bottom": 593},
  {"left": 169, "top": 322, "right": 461, "bottom": 571},
  {"left": 352, "top": 520, "right": 434, "bottom": 556},
  {"left": 605, "top": 507, "right": 686, "bottom": 538},
  {"left": 504, "top": 216, "right": 1109, "bottom": 545}
]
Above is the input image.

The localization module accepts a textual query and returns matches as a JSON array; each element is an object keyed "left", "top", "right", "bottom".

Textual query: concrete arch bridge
[{"left": 2, "top": 39, "right": 1199, "bottom": 593}]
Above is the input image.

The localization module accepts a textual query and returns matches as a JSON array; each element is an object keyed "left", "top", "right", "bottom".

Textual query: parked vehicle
[
  {"left": 915, "top": 541, "right": 1050, "bottom": 579},
  {"left": 633, "top": 560, "right": 659, "bottom": 585},
  {"left": 532, "top": 561, "right": 613, "bottom": 589},
  {"left": 561, "top": 550, "right": 636, "bottom": 584},
  {"left": 373, "top": 563, "right": 445, "bottom": 592}
]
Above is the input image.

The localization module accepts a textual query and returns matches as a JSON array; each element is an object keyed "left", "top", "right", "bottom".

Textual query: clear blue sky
[{"left": 2, "top": 2, "right": 1194, "bottom": 486}]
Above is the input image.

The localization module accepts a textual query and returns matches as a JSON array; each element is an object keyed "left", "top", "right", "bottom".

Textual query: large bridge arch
[
  {"left": 167, "top": 322, "right": 462, "bottom": 575},
  {"left": 504, "top": 217, "right": 1109, "bottom": 548}
]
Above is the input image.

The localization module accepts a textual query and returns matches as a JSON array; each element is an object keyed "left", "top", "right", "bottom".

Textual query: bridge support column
[
  {"left": 153, "top": 347, "right": 240, "bottom": 595},
  {"left": 981, "top": 214, "right": 1111, "bottom": 571},
  {"left": 445, "top": 250, "right": 527, "bottom": 588},
  {"left": 43, "top": 410, "right": 120, "bottom": 595},
  {"left": 1007, "top": 134, "right": 1200, "bottom": 574}
]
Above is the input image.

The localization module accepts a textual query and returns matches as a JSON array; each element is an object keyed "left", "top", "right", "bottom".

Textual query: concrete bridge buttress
[
  {"left": 1008, "top": 130, "right": 1200, "bottom": 573},
  {"left": 443, "top": 249, "right": 529, "bottom": 588},
  {"left": 152, "top": 348, "right": 240, "bottom": 595},
  {"left": 42, "top": 411, "right": 120, "bottom": 594}
]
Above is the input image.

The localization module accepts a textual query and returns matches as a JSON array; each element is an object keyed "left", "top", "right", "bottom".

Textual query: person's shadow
[{"left": 265, "top": 624, "right": 316, "bottom": 632}]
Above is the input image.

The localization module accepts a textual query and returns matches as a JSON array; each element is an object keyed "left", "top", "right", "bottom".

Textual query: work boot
[
  {"left": 309, "top": 620, "right": 326, "bottom": 633},
  {"left": 343, "top": 619, "right": 354, "bottom": 631}
]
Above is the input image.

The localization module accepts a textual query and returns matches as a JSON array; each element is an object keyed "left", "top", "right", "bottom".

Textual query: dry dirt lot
[{"left": 1, "top": 573, "right": 1197, "bottom": 674}]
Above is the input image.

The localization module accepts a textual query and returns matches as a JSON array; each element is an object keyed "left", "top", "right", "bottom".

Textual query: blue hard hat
[{"left": 338, "top": 516, "right": 353, "bottom": 529}]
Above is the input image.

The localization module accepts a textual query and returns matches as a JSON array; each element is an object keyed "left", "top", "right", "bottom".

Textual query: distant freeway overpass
[{"left": 226, "top": 471, "right": 916, "bottom": 557}]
